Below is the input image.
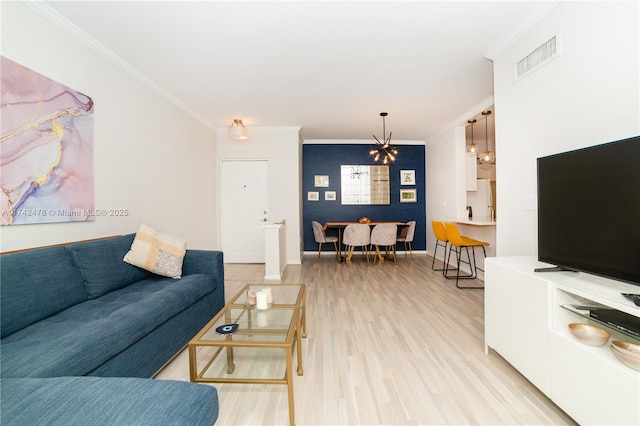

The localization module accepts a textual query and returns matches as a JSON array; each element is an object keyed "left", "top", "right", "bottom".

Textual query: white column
[{"left": 263, "top": 223, "right": 287, "bottom": 281}]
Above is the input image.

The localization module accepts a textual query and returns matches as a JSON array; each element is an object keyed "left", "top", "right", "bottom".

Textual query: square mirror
[{"left": 340, "top": 165, "right": 390, "bottom": 205}]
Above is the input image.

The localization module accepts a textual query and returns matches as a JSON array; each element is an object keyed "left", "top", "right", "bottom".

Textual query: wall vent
[{"left": 515, "top": 35, "right": 559, "bottom": 80}]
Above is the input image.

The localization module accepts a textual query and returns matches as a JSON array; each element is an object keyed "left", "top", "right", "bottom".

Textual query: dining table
[{"left": 323, "top": 221, "right": 406, "bottom": 261}]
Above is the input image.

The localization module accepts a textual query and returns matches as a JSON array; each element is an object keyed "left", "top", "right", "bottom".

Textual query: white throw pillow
[{"left": 123, "top": 222, "right": 187, "bottom": 279}]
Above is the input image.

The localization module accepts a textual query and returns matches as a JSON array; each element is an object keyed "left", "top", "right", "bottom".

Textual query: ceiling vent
[{"left": 516, "top": 35, "right": 559, "bottom": 80}]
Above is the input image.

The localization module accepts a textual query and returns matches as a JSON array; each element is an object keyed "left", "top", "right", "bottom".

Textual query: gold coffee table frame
[{"left": 188, "top": 284, "right": 306, "bottom": 426}]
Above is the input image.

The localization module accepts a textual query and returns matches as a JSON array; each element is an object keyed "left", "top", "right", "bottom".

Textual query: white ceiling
[{"left": 42, "top": 1, "right": 547, "bottom": 141}]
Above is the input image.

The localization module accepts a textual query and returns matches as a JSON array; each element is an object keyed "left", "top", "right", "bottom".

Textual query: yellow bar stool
[
  {"left": 443, "top": 222, "right": 489, "bottom": 289},
  {"left": 431, "top": 221, "right": 449, "bottom": 271}
]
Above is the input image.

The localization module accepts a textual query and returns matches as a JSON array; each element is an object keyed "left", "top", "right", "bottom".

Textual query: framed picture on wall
[
  {"left": 325, "top": 191, "right": 336, "bottom": 201},
  {"left": 400, "top": 189, "right": 417, "bottom": 203},
  {"left": 400, "top": 170, "right": 415, "bottom": 185},
  {"left": 314, "top": 175, "right": 329, "bottom": 187},
  {"left": 308, "top": 191, "right": 319, "bottom": 201}
]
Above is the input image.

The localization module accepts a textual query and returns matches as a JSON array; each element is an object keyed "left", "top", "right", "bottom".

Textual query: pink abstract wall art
[{"left": 1, "top": 56, "right": 94, "bottom": 225}]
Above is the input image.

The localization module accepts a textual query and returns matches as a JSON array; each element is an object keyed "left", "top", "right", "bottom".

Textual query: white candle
[
  {"left": 264, "top": 287, "right": 273, "bottom": 304},
  {"left": 256, "top": 290, "right": 268, "bottom": 310}
]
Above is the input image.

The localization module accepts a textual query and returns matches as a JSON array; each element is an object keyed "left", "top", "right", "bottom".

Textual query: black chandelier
[{"left": 369, "top": 112, "right": 398, "bottom": 164}]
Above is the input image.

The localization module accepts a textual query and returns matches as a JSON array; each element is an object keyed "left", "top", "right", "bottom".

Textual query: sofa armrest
[{"left": 182, "top": 250, "right": 223, "bottom": 278}]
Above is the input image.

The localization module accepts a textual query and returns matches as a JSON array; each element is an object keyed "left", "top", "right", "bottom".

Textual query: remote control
[{"left": 621, "top": 293, "right": 640, "bottom": 307}]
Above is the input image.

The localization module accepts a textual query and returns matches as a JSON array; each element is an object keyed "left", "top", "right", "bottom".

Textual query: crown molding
[
  {"left": 484, "top": 1, "right": 562, "bottom": 61},
  {"left": 215, "top": 126, "right": 302, "bottom": 136},
  {"left": 23, "top": 1, "right": 215, "bottom": 130},
  {"left": 303, "top": 139, "right": 425, "bottom": 145}
]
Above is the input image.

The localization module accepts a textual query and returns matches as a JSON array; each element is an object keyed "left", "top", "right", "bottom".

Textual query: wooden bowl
[
  {"left": 568, "top": 323, "right": 610, "bottom": 346},
  {"left": 358, "top": 217, "right": 371, "bottom": 224}
]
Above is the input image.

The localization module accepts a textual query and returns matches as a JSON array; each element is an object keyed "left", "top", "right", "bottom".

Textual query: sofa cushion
[
  {"left": 87, "top": 289, "right": 224, "bottom": 378},
  {"left": 0, "top": 377, "right": 219, "bottom": 425},
  {"left": 68, "top": 234, "right": 151, "bottom": 299},
  {"left": 0, "top": 274, "right": 217, "bottom": 378},
  {"left": 123, "top": 222, "right": 187, "bottom": 278},
  {"left": 1, "top": 246, "right": 87, "bottom": 339}
]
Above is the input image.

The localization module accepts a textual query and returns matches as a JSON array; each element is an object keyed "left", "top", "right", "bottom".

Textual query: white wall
[
  {"left": 1, "top": 2, "right": 218, "bottom": 251},
  {"left": 216, "top": 127, "right": 303, "bottom": 265},
  {"left": 493, "top": 1, "right": 640, "bottom": 256},
  {"left": 425, "top": 127, "right": 459, "bottom": 261}
]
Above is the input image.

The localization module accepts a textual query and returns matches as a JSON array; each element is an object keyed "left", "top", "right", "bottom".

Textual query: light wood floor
[{"left": 156, "top": 254, "right": 576, "bottom": 425}]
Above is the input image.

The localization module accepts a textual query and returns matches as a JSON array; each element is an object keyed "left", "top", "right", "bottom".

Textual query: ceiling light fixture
[
  {"left": 466, "top": 118, "right": 477, "bottom": 154},
  {"left": 369, "top": 112, "right": 398, "bottom": 164},
  {"left": 480, "top": 110, "right": 495, "bottom": 164},
  {"left": 228, "top": 119, "right": 249, "bottom": 140}
]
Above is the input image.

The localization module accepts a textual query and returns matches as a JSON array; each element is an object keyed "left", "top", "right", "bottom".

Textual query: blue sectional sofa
[{"left": 0, "top": 234, "right": 225, "bottom": 425}]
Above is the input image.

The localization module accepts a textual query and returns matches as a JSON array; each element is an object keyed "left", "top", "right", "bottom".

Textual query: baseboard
[{"left": 303, "top": 250, "right": 429, "bottom": 256}]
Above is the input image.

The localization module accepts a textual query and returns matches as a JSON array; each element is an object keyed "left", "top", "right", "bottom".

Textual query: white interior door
[{"left": 220, "top": 160, "right": 269, "bottom": 263}]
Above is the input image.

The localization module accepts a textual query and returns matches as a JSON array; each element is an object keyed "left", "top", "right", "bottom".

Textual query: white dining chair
[
  {"left": 396, "top": 221, "right": 416, "bottom": 258},
  {"left": 311, "top": 221, "right": 340, "bottom": 262},
  {"left": 370, "top": 223, "right": 398, "bottom": 263},
  {"left": 342, "top": 224, "right": 371, "bottom": 263}
]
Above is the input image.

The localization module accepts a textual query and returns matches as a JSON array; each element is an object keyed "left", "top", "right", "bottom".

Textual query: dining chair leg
[
  {"left": 400, "top": 242, "right": 411, "bottom": 258},
  {"left": 384, "top": 245, "right": 397, "bottom": 263},
  {"left": 333, "top": 241, "right": 341, "bottom": 263},
  {"left": 346, "top": 246, "right": 355, "bottom": 262},
  {"left": 318, "top": 243, "right": 322, "bottom": 259},
  {"left": 374, "top": 245, "right": 383, "bottom": 262}
]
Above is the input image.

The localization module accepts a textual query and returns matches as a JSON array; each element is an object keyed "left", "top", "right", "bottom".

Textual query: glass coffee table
[{"left": 188, "top": 284, "right": 306, "bottom": 426}]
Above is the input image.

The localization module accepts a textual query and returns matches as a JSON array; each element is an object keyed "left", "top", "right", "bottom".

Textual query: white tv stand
[{"left": 485, "top": 256, "right": 640, "bottom": 425}]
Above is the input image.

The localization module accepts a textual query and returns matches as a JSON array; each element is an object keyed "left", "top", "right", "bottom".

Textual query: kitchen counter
[{"left": 450, "top": 217, "right": 496, "bottom": 226}]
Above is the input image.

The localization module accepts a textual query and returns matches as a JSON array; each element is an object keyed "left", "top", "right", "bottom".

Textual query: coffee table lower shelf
[{"left": 189, "top": 284, "right": 306, "bottom": 426}]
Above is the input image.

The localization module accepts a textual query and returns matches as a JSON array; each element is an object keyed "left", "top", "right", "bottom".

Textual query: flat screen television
[{"left": 536, "top": 135, "right": 640, "bottom": 286}]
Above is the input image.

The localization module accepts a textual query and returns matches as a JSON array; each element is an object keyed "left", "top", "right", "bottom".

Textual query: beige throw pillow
[{"left": 123, "top": 223, "right": 187, "bottom": 279}]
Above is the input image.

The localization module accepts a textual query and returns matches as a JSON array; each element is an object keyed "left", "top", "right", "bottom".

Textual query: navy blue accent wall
[{"left": 303, "top": 144, "right": 426, "bottom": 251}]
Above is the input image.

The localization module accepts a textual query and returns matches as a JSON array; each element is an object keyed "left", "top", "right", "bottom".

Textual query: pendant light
[
  {"left": 369, "top": 112, "right": 398, "bottom": 164},
  {"left": 228, "top": 119, "right": 249, "bottom": 140},
  {"left": 480, "top": 110, "right": 495, "bottom": 164},
  {"left": 466, "top": 118, "right": 477, "bottom": 154}
]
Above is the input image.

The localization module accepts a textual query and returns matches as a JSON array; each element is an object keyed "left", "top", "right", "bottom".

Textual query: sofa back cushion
[
  {"left": 1, "top": 246, "right": 87, "bottom": 338},
  {"left": 67, "top": 234, "right": 151, "bottom": 299}
]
